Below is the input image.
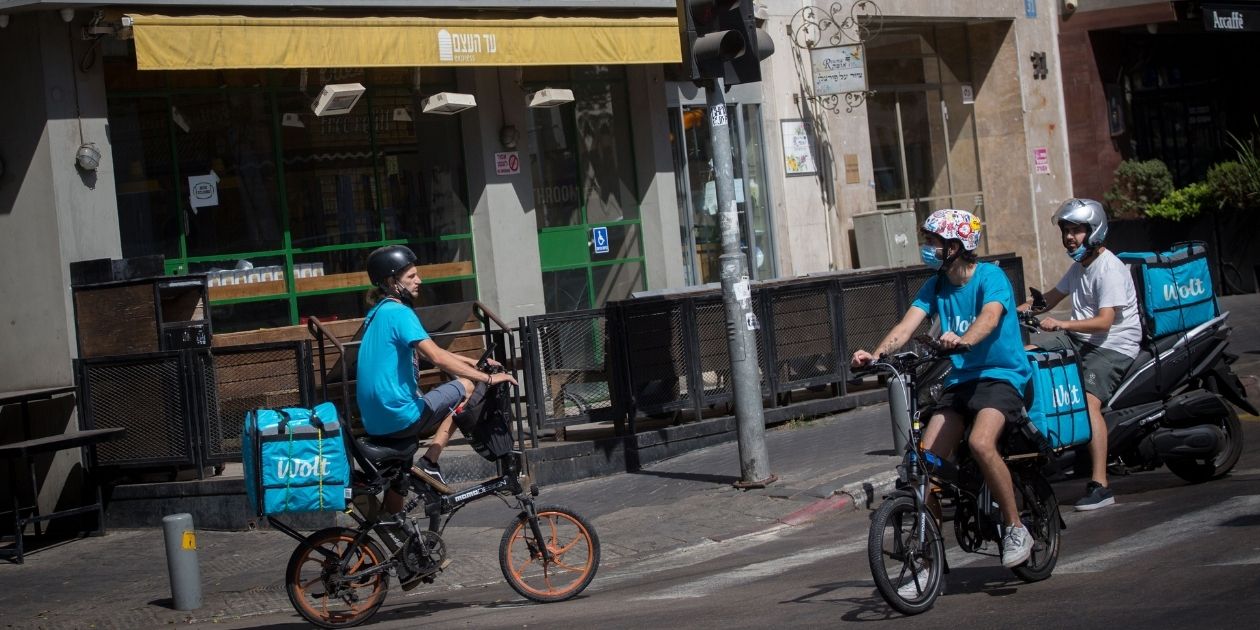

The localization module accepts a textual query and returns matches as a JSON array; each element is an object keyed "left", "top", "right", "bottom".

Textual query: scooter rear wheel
[{"left": 1166, "top": 405, "right": 1243, "bottom": 483}]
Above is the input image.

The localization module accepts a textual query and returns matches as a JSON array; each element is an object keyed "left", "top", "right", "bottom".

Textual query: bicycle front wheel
[
  {"left": 868, "top": 494, "right": 945, "bottom": 615},
  {"left": 499, "top": 505, "right": 600, "bottom": 602},
  {"left": 285, "top": 527, "right": 389, "bottom": 629}
]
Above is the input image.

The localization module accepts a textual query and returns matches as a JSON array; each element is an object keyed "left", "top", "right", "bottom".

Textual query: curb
[{"left": 837, "top": 470, "right": 901, "bottom": 511}]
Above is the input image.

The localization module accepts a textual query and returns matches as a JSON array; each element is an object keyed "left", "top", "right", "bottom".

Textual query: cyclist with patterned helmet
[
  {"left": 356, "top": 245, "right": 518, "bottom": 505},
  {"left": 1017, "top": 198, "right": 1140, "bottom": 511},
  {"left": 852, "top": 208, "right": 1035, "bottom": 574}
]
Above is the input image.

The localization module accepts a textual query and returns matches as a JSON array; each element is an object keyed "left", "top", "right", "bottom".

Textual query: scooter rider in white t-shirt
[{"left": 1018, "top": 198, "right": 1142, "bottom": 511}]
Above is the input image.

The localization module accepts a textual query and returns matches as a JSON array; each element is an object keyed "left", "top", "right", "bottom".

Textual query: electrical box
[{"left": 853, "top": 209, "right": 919, "bottom": 269}]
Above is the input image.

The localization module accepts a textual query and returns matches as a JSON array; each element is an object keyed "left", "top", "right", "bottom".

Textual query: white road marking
[
  {"left": 1056, "top": 495, "right": 1260, "bottom": 574},
  {"left": 632, "top": 541, "right": 867, "bottom": 600}
]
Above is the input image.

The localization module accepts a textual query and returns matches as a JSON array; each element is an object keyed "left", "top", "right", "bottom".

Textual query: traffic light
[{"left": 677, "top": 0, "right": 774, "bottom": 85}]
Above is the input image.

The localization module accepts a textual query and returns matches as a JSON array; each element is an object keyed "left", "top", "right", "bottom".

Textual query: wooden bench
[{"left": 1, "top": 386, "right": 126, "bottom": 564}]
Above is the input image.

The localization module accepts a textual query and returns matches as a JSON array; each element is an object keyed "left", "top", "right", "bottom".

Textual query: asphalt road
[{"left": 215, "top": 416, "right": 1260, "bottom": 630}]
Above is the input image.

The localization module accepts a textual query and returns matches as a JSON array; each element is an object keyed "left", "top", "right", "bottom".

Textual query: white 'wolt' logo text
[
  {"left": 1163, "top": 278, "right": 1206, "bottom": 301},
  {"left": 276, "top": 457, "right": 331, "bottom": 479}
]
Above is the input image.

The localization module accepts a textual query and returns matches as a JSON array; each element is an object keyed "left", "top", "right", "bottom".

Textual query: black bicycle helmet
[{"left": 366, "top": 245, "right": 417, "bottom": 286}]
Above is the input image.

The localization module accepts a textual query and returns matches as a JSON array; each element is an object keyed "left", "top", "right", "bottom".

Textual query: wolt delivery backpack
[
  {"left": 1025, "top": 348, "right": 1092, "bottom": 450},
  {"left": 242, "top": 401, "right": 349, "bottom": 516},
  {"left": 1117, "top": 241, "right": 1217, "bottom": 339}
]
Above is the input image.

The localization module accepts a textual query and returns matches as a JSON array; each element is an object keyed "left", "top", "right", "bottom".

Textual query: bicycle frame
[{"left": 269, "top": 449, "right": 550, "bottom": 577}]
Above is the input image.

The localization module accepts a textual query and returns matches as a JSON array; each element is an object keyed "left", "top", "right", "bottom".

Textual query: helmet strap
[{"left": 380, "top": 279, "right": 415, "bottom": 307}]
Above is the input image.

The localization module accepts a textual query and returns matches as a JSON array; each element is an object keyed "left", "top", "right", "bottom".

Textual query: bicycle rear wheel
[
  {"left": 868, "top": 494, "right": 945, "bottom": 615},
  {"left": 286, "top": 527, "right": 389, "bottom": 629},
  {"left": 499, "top": 505, "right": 600, "bottom": 602}
]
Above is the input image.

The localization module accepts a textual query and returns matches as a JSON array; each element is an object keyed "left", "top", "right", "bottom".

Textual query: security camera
[{"left": 1063, "top": 0, "right": 1078, "bottom": 14}]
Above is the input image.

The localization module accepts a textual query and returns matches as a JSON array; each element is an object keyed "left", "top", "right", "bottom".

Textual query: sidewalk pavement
[{"left": 4, "top": 294, "right": 1258, "bottom": 630}]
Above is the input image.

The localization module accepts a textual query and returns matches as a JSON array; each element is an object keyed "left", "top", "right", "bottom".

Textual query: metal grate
[
  {"left": 770, "top": 288, "right": 838, "bottom": 388},
  {"left": 694, "top": 300, "right": 732, "bottom": 398},
  {"left": 205, "top": 343, "right": 311, "bottom": 463},
  {"left": 622, "top": 303, "right": 690, "bottom": 411},
  {"left": 81, "top": 354, "right": 194, "bottom": 467},
  {"left": 839, "top": 278, "right": 904, "bottom": 363},
  {"left": 536, "top": 315, "right": 613, "bottom": 421}
]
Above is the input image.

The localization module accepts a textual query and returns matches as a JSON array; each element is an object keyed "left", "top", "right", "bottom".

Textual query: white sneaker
[
  {"left": 1001, "top": 524, "right": 1033, "bottom": 568},
  {"left": 896, "top": 565, "right": 932, "bottom": 599}
]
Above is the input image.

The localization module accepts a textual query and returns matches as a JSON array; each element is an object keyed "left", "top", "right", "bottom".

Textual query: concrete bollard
[{"left": 162, "top": 513, "right": 202, "bottom": 610}]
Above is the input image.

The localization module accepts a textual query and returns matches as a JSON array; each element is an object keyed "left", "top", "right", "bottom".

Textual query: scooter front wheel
[{"left": 1166, "top": 405, "right": 1243, "bottom": 483}]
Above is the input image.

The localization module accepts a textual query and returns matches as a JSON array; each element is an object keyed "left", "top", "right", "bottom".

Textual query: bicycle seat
[{"left": 356, "top": 435, "right": 419, "bottom": 466}]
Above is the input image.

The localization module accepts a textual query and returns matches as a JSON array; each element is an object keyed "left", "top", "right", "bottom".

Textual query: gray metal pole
[
  {"left": 705, "top": 78, "right": 776, "bottom": 488},
  {"left": 162, "top": 513, "right": 203, "bottom": 610}
]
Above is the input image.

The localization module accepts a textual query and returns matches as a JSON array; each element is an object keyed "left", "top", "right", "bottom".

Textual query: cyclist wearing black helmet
[
  {"left": 1018, "top": 198, "right": 1140, "bottom": 511},
  {"left": 357, "top": 245, "right": 517, "bottom": 504}
]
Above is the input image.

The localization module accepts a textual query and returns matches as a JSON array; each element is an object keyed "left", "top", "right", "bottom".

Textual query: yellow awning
[{"left": 126, "top": 13, "right": 682, "bottom": 70}]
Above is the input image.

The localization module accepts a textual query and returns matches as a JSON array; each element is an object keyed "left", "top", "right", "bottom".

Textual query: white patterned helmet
[{"left": 921, "top": 209, "right": 982, "bottom": 251}]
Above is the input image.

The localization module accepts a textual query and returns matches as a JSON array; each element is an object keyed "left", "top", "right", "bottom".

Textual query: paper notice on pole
[
  {"left": 734, "top": 279, "right": 751, "bottom": 302},
  {"left": 745, "top": 312, "right": 760, "bottom": 330}
]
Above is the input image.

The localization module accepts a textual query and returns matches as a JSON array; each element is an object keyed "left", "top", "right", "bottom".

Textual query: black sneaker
[
  {"left": 418, "top": 457, "right": 445, "bottom": 485},
  {"left": 1074, "top": 481, "right": 1115, "bottom": 511}
]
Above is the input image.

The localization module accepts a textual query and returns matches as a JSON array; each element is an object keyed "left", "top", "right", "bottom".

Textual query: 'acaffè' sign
[{"left": 1203, "top": 4, "right": 1260, "bottom": 32}]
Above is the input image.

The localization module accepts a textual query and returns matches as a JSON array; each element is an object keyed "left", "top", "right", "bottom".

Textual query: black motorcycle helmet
[
  {"left": 366, "top": 246, "right": 418, "bottom": 304},
  {"left": 367, "top": 245, "right": 417, "bottom": 285}
]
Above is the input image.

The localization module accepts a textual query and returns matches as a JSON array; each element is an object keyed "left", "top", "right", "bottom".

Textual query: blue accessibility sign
[{"left": 592, "top": 226, "right": 610, "bottom": 254}]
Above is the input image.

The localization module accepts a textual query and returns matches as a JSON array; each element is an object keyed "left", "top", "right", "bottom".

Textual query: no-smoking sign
[{"left": 495, "top": 151, "right": 520, "bottom": 176}]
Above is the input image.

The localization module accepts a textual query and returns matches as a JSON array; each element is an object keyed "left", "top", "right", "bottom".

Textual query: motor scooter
[{"left": 1025, "top": 288, "right": 1254, "bottom": 483}]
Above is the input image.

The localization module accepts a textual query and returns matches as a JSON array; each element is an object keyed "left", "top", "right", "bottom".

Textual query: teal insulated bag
[
  {"left": 1118, "top": 241, "right": 1217, "bottom": 338},
  {"left": 1026, "top": 349, "right": 1091, "bottom": 449},
  {"left": 242, "top": 402, "right": 350, "bottom": 516}
]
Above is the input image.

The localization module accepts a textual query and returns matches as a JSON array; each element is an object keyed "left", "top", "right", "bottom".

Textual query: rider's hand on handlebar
[
  {"left": 851, "top": 349, "right": 874, "bottom": 369},
  {"left": 1038, "top": 316, "right": 1066, "bottom": 333},
  {"left": 487, "top": 372, "right": 519, "bottom": 387},
  {"left": 938, "top": 331, "right": 966, "bottom": 350}
]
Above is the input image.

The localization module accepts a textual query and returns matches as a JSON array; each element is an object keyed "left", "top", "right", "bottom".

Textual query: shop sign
[
  {"left": 1033, "top": 147, "right": 1050, "bottom": 175},
  {"left": 810, "top": 44, "right": 866, "bottom": 96},
  {"left": 495, "top": 151, "right": 520, "bottom": 176},
  {"left": 592, "top": 227, "right": 610, "bottom": 255},
  {"left": 1203, "top": 5, "right": 1260, "bottom": 31},
  {"left": 437, "top": 29, "right": 500, "bottom": 63}
]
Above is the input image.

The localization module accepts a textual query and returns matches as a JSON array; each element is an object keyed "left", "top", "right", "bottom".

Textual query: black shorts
[
  {"left": 933, "top": 379, "right": 1028, "bottom": 425},
  {"left": 379, "top": 380, "right": 469, "bottom": 440}
]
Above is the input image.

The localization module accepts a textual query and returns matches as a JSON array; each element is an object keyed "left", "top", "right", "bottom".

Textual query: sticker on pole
[
  {"left": 710, "top": 104, "right": 728, "bottom": 128},
  {"left": 494, "top": 151, "right": 520, "bottom": 176},
  {"left": 592, "top": 226, "right": 610, "bottom": 254},
  {"left": 181, "top": 531, "right": 197, "bottom": 550}
]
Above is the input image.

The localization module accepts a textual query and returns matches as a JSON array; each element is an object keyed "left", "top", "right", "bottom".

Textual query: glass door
[
  {"left": 668, "top": 102, "right": 775, "bottom": 285},
  {"left": 866, "top": 23, "right": 985, "bottom": 247}
]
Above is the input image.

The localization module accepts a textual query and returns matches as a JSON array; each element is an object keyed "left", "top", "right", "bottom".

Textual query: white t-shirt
[{"left": 1054, "top": 249, "right": 1142, "bottom": 358}]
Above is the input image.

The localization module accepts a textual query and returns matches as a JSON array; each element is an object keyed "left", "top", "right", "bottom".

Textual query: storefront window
[
  {"left": 109, "top": 97, "right": 180, "bottom": 259},
  {"left": 104, "top": 55, "right": 475, "bottom": 332},
  {"left": 173, "top": 91, "right": 284, "bottom": 257}
]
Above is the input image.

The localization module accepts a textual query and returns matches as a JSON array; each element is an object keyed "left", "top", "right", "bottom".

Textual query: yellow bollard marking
[{"left": 181, "top": 531, "right": 197, "bottom": 550}]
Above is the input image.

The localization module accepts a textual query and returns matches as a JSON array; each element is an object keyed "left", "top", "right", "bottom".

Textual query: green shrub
[
  {"left": 1146, "top": 182, "right": 1211, "bottom": 221},
  {"left": 1206, "top": 161, "right": 1257, "bottom": 210},
  {"left": 1225, "top": 128, "right": 1260, "bottom": 208},
  {"left": 1104, "top": 159, "right": 1174, "bottom": 219}
]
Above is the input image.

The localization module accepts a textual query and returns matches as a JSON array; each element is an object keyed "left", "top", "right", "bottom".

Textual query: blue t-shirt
[
  {"left": 911, "top": 263, "right": 1032, "bottom": 393},
  {"left": 356, "top": 299, "right": 431, "bottom": 436}
]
